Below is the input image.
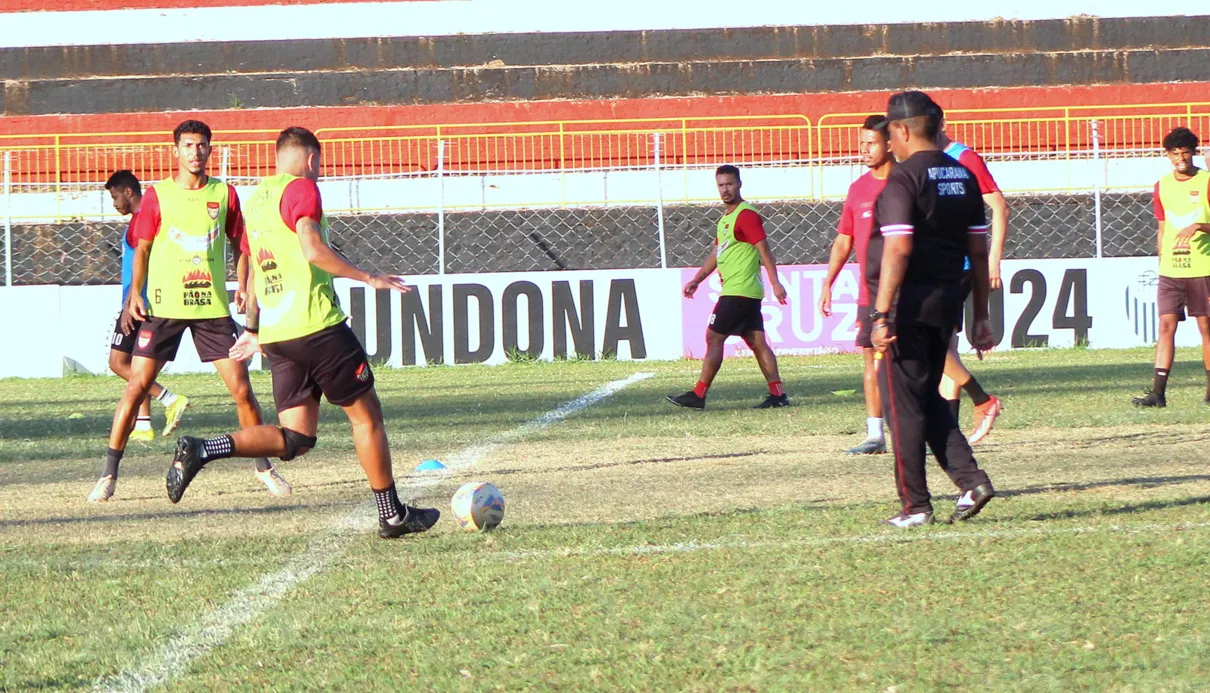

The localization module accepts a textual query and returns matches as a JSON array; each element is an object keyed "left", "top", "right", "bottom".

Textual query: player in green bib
[
  {"left": 163, "top": 127, "right": 439, "bottom": 539},
  {"left": 1132, "top": 127, "right": 1210, "bottom": 407},
  {"left": 88, "top": 120, "right": 292, "bottom": 504},
  {"left": 667, "top": 165, "right": 790, "bottom": 410}
]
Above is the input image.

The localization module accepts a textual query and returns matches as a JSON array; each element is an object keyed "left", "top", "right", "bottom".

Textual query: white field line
[
  {"left": 500, "top": 520, "right": 1210, "bottom": 561},
  {"left": 90, "top": 372, "right": 653, "bottom": 693}
]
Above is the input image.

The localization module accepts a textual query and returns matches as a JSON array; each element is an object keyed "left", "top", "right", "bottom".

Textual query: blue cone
[{"left": 415, "top": 459, "right": 447, "bottom": 472}]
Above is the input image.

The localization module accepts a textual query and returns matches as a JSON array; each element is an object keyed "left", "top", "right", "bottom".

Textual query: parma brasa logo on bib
[
  {"left": 207, "top": 201, "right": 220, "bottom": 220},
  {"left": 181, "top": 269, "right": 213, "bottom": 306},
  {"left": 257, "top": 247, "right": 284, "bottom": 296}
]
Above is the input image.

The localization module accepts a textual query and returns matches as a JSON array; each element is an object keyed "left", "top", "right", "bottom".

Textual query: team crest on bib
[{"left": 207, "top": 201, "right": 220, "bottom": 220}]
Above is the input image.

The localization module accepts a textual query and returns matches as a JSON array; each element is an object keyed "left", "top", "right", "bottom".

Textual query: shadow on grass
[
  {"left": 0, "top": 499, "right": 357, "bottom": 529},
  {"left": 1020, "top": 495, "right": 1210, "bottom": 522}
]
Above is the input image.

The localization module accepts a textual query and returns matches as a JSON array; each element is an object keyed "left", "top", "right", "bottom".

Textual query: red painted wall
[{"left": 3, "top": 83, "right": 1208, "bottom": 140}]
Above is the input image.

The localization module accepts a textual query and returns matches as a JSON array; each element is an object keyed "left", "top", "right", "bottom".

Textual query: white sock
[
  {"left": 157, "top": 390, "right": 178, "bottom": 407},
  {"left": 135, "top": 417, "right": 152, "bottom": 431},
  {"left": 866, "top": 417, "right": 884, "bottom": 440}
]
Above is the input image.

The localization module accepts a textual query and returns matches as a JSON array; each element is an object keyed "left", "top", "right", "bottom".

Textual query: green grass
[{"left": 3, "top": 347, "right": 1210, "bottom": 691}]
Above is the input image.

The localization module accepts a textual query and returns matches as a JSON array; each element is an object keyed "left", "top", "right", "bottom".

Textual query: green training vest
[
  {"left": 715, "top": 201, "right": 764, "bottom": 299},
  {"left": 243, "top": 174, "right": 346, "bottom": 344},
  {"left": 145, "top": 177, "right": 233, "bottom": 320}
]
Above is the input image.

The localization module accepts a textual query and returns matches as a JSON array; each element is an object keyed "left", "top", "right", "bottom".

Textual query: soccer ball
[{"left": 451, "top": 481, "right": 505, "bottom": 532}]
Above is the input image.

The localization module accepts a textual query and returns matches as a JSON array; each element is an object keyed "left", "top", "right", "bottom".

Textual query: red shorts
[{"left": 1158, "top": 276, "right": 1210, "bottom": 320}]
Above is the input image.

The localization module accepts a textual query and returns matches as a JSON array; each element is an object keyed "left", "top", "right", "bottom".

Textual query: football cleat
[
  {"left": 883, "top": 511, "right": 934, "bottom": 528},
  {"left": 162, "top": 395, "right": 191, "bottom": 437},
  {"left": 129, "top": 427, "right": 156, "bottom": 443},
  {"left": 753, "top": 394, "right": 790, "bottom": 409},
  {"left": 166, "top": 436, "right": 206, "bottom": 504},
  {"left": 968, "top": 396, "right": 1003, "bottom": 444},
  {"left": 665, "top": 391, "right": 706, "bottom": 410},
  {"left": 88, "top": 475, "right": 116, "bottom": 503},
  {"left": 845, "top": 438, "right": 887, "bottom": 455},
  {"left": 378, "top": 506, "right": 441, "bottom": 539},
  {"left": 1132, "top": 389, "right": 1166, "bottom": 408},
  {"left": 255, "top": 464, "right": 293, "bottom": 497},
  {"left": 949, "top": 483, "right": 996, "bottom": 523}
]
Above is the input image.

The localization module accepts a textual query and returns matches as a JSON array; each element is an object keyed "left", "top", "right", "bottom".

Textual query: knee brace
[{"left": 280, "top": 428, "right": 318, "bottom": 461}]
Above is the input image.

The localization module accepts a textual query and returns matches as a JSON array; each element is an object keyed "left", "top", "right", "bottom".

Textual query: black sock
[
  {"left": 200, "top": 434, "right": 236, "bottom": 462},
  {"left": 947, "top": 399, "right": 960, "bottom": 422},
  {"left": 1154, "top": 368, "right": 1171, "bottom": 396},
  {"left": 254, "top": 457, "right": 272, "bottom": 472},
  {"left": 962, "top": 377, "right": 991, "bottom": 407},
  {"left": 372, "top": 484, "right": 403, "bottom": 523},
  {"left": 102, "top": 447, "right": 123, "bottom": 479}
]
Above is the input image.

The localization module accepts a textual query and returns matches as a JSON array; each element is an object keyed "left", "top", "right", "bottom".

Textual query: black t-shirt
[{"left": 865, "top": 150, "right": 988, "bottom": 327}]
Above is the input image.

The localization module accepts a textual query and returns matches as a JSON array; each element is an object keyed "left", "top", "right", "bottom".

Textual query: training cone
[{"left": 415, "top": 459, "right": 447, "bottom": 472}]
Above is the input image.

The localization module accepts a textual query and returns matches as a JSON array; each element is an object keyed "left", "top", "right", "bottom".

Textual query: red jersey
[
  {"left": 943, "top": 141, "right": 999, "bottom": 195},
  {"left": 837, "top": 171, "right": 888, "bottom": 305}
]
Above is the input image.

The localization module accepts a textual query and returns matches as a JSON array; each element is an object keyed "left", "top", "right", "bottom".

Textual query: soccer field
[{"left": 3, "top": 348, "right": 1210, "bottom": 692}]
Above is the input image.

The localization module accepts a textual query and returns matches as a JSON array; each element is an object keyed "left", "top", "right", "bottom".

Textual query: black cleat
[
  {"left": 754, "top": 394, "right": 790, "bottom": 409},
  {"left": 949, "top": 483, "right": 995, "bottom": 523},
  {"left": 378, "top": 505, "right": 441, "bottom": 539},
  {"left": 1132, "top": 389, "right": 1166, "bottom": 408},
  {"left": 666, "top": 391, "right": 706, "bottom": 410},
  {"left": 845, "top": 438, "right": 887, "bottom": 455},
  {"left": 166, "top": 436, "right": 206, "bottom": 504}
]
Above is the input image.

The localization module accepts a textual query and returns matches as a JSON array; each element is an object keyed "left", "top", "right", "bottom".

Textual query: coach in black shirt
[{"left": 867, "top": 91, "right": 997, "bottom": 528}]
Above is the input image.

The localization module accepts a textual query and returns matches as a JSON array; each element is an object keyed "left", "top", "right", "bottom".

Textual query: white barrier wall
[{"left": 0, "top": 257, "right": 1190, "bottom": 379}]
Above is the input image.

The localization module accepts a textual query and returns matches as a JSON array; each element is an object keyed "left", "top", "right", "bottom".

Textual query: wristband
[{"left": 244, "top": 325, "right": 259, "bottom": 334}]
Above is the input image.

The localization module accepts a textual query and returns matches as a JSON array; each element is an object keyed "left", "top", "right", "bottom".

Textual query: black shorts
[
  {"left": 954, "top": 271, "right": 973, "bottom": 332},
  {"left": 855, "top": 304, "right": 874, "bottom": 349},
  {"left": 708, "top": 296, "right": 765, "bottom": 336},
  {"left": 1158, "top": 275, "right": 1210, "bottom": 320},
  {"left": 134, "top": 316, "right": 239, "bottom": 362},
  {"left": 110, "top": 311, "right": 144, "bottom": 355},
  {"left": 262, "top": 322, "right": 374, "bottom": 412}
]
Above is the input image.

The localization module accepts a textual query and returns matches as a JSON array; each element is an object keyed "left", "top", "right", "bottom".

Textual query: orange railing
[{"left": 2, "top": 103, "right": 1209, "bottom": 201}]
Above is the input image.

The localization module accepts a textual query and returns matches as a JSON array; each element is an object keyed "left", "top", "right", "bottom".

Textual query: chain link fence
[{"left": 3, "top": 192, "right": 1159, "bottom": 284}]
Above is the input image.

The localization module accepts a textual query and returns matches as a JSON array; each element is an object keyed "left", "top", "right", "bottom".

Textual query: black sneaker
[
  {"left": 949, "top": 483, "right": 995, "bottom": 523},
  {"left": 1132, "top": 389, "right": 1166, "bottom": 408},
  {"left": 378, "top": 505, "right": 441, "bottom": 539},
  {"left": 666, "top": 391, "right": 706, "bottom": 410},
  {"left": 166, "top": 436, "right": 206, "bottom": 504},
  {"left": 754, "top": 394, "right": 790, "bottom": 409}
]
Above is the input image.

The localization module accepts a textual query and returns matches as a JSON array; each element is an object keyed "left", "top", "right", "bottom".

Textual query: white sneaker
[
  {"left": 883, "top": 511, "right": 934, "bottom": 528},
  {"left": 255, "top": 466, "right": 293, "bottom": 497},
  {"left": 88, "top": 475, "right": 116, "bottom": 503}
]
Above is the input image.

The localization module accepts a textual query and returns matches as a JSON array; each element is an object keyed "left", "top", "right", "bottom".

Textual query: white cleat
[
  {"left": 255, "top": 465, "right": 293, "bottom": 497},
  {"left": 88, "top": 475, "right": 116, "bottom": 503}
]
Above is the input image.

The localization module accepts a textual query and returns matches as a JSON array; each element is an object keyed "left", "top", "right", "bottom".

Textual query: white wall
[{"left": 0, "top": 258, "right": 1190, "bottom": 379}]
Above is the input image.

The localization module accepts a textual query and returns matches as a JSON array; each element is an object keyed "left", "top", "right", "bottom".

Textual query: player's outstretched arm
[
  {"left": 820, "top": 234, "right": 854, "bottom": 317},
  {"left": 296, "top": 217, "right": 412, "bottom": 293},
  {"left": 754, "top": 239, "right": 787, "bottom": 305},
  {"left": 683, "top": 252, "right": 718, "bottom": 298}
]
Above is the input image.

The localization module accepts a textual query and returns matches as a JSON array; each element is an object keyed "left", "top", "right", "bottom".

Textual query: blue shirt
[{"left": 120, "top": 211, "right": 148, "bottom": 305}]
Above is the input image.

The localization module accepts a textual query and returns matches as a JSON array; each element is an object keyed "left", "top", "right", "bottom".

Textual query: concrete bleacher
[{"left": 2, "top": 15, "right": 1209, "bottom": 116}]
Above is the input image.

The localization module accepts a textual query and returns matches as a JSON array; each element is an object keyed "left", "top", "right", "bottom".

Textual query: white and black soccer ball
[{"left": 451, "top": 481, "right": 505, "bottom": 532}]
